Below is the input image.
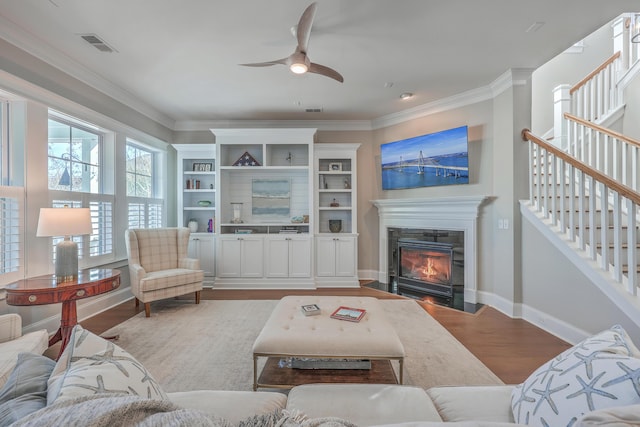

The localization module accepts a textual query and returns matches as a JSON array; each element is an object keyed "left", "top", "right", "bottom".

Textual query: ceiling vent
[
  {"left": 305, "top": 107, "right": 323, "bottom": 113},
  {"left": 79, "top": 34, "right": 116, "bottom": 53}
]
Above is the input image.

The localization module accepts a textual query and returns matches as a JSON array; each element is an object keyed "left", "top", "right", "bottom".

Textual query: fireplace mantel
[{"left": 371, "top": 196, "right": 489, "bottom": 303}]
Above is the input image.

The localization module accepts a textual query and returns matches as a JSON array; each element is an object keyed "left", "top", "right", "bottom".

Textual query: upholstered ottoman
[{"left": 252, "top": 296, "right": 405, "bottom": 390}]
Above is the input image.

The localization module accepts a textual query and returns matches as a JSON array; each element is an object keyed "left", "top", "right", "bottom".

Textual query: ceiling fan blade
[
  {"left": 296, "top": 2, "right": 317, "bottom": 53},
  {"left": 239, "top": 58, "right": 288, "bottom": 67},
  {"left": 308, "top": 62, "right": 344, "bottom": 83}
]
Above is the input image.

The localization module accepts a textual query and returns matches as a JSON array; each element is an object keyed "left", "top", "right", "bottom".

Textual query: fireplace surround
[{"left": 372, "top": 196, "right": 488, "bottom": 305}]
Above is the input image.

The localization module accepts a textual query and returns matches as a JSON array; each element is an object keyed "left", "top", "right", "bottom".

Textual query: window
[
  {"left": 126, "top": 143, "right": 153, "bottom": 197},
  {"left": 0, "top": 100, "right": 7, "bottom": 185},
  {"left": 48, "top": 118, "right": 100, "bottom": 192},
  {"left": 126, "top": 140, "right": 163, "bottom": 229},
  {"left": 48, "top": 113, "right": 113, "bottom": 264},
  {"left": 0, "top": 99, "right": 24, "bottom": 286},
  {"left": 0, "top": 187, "right": 23, "bottom": 286}
]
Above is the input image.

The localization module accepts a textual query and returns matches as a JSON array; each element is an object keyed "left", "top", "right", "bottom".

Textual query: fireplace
[
  {"left": 373, "top": 196, "right": 488, "bottom": 307},
  {"left": 397, "top": 239, "right": 454, "bottom": 299}
]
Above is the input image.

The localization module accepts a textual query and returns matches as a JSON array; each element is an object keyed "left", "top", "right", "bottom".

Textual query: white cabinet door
[
  {"left": 315, "top": 236, "right": 356, "bottom": 277},
  {"left": 217, "top": 237, "right": 242, "bottom": 277},
  {"left": 217, "top": 236, "right": 264, "bottom": 278},
  {"left": 334, "top": 237, "right": 356, "bottom": 277},
  {"left": 289, "top": 237, "right": 311, "bottom": 278},
  {"left": 265, "top": 237, "right": 290, "bottom": 278},
  {"left": 238, "top": 236, "right": 264, "bottom": 278},
  {"left": 265, "top": 236, "right": 311, "bottom": 278},
  {"left": 188, "top": 234, "right": 215, "bottom": 277}
]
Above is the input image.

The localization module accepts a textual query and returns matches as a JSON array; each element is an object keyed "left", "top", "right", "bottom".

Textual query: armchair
[{"left": 125, "top": 227, "right": 204, "bottom": 317}]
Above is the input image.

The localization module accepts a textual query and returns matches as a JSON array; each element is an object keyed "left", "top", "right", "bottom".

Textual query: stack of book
[{"left": 279, "top": 227, "right": 299, "bottom": 234}]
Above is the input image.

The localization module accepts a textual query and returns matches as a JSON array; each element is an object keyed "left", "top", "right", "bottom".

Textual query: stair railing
[
  {"left": 523, "top": 128, "right": 639, "bottom": 296},
  {"left": 569, "top": 52, "right": 622, "bottom": 123},
  {"left": 565, "top": 112, "right": 640, "bottom": 191}
]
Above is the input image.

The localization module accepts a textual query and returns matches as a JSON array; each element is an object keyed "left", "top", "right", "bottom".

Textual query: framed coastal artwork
[
  {"left": 381, "top": 125, "right": 469, "bottom": 190},
  {"left": 251, "top": 179, "right": 291, "bottom": 220}
]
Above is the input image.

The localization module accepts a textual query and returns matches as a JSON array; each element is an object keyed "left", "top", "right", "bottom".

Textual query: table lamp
[{"left": 37, "top": 206, "right": 93, "bottom": 283}]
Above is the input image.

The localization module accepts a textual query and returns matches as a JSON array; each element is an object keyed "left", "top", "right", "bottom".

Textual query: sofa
[
  {"left": 0, "top": 314, "right": 48, "bottom": 389},
  {"left": 2, "top": 318, "right": 639, "bottom": 426}
]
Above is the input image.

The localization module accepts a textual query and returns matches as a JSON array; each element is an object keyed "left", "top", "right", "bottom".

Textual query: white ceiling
[{"left": 0, "top": 0, "right": 637, "bottom": 127}]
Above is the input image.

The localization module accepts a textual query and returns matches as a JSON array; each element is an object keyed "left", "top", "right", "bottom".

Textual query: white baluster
[{"left": 626, "top": 198, "right": 637, "bottom": 295}]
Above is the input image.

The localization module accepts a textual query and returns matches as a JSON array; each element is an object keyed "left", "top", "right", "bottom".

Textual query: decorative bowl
[
  {"left": 291, "top": 216, "right": 304, "bottom": 223},
  {"left": 197, "top": 200, "right": 212, "bottom": 207}
]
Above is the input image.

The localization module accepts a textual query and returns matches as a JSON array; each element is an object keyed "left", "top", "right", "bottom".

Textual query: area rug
[{"left": 102, "top": 299, "right": 502, "bottom": 392}]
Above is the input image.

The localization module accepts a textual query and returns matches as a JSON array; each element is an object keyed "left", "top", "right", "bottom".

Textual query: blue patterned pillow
[{"left": 511, "top": 325, "right": 640, "bottom": 427}]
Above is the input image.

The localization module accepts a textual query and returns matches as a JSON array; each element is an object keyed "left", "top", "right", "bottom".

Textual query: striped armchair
[{"left": 125, "top": 227, "right": 204, "bottom": 317}]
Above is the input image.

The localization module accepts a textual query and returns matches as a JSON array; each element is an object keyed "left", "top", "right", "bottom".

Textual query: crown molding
[
  {"left": 371, "top": 86, "right": 494, "bottom": 130},
  {"left": 490, "top": 68, "right": 534, "bottom": 97},
  {"left": 174, "top": 119, "right": 373, "bottom": 132},
  {"left": 174, "top": 84, "right": 500, "bottom": 132},
  {"left": 0, "top": 15, "right": 175, "bottom": 130}
]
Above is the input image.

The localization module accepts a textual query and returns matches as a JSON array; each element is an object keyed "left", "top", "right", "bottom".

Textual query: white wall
[
  {"left": 622, "top": 69, "right": 640, "bottom": 140},
  {"left": 531, "top": 24, "right": 614, "bottom": 135}
]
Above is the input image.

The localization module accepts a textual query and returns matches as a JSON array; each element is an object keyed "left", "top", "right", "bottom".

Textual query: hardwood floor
[{"left": 74, "top": 287, "right": 571, "bottom": 385}]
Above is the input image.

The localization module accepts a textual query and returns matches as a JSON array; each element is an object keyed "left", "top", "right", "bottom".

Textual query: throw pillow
[
  {"left": 47, "top": 325, "right": 167, "bottom": 405},
  {"left": 511, "top": 325, "right": 640, "bottom": 427},
  {"left": 0, "top": 352, "right": 55, "bottom": 426}
]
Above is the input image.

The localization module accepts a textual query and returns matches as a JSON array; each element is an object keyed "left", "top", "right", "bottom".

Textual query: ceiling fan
[{"left": 240, "top": 2, "right": 344, "bottom": 83}]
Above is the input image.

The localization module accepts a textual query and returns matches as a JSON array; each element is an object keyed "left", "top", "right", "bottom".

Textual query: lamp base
[{"left": 55, "top": 238, "right": 78, "bottom": 284}]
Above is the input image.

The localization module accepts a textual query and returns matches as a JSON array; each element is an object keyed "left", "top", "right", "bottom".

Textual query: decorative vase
[
  {"left": 230, "top": 202, "right": 243, "bottom": 224},
  {"left": 329, "top": 219, "right": 342, "bottom": 233},
  {"left": 188, "top": 220, "right": 198, "bottom": 233}
]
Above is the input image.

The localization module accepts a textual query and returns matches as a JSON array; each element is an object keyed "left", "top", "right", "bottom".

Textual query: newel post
[{"left": 553, "top": 84, "right": 571, "bottom": 150}]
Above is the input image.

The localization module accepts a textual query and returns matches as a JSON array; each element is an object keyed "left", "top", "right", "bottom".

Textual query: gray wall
[{"left": 521, "top": 216, "right": 640, "bottom": 344}]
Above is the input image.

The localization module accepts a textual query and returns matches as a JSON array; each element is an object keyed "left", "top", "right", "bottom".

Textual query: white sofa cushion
[
  {"left": 286, "top": 384, "right": 442, "bottom": 426},
  {"left": 511, "top": 325, "right": 640, "bottom": 427},
  {"left": 47, "top": 325, "right": 167, "bottom": 404},
  {"left": 427, "top": 385, "right": 516, "bottom": 423},
  {"left": 574, "top": 403, "right": 640, "bottom": 426},
  {"left": 167, "top": 390, "right": 287, "bottom": 424}
]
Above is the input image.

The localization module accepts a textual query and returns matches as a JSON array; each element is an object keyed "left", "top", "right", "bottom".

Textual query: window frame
[
  {"left": 126, "top": 139, "right": 164, "bottom": 229},
  {"left": 47, "top": 112, "right": 115, "bottom": 266}
]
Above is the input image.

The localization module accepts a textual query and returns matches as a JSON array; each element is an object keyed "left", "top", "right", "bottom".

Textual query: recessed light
[
  {"left": 384, "top": 82, "right": 394, "bottom": 88},
  {"left": 400, "top": 92, "right": 413, "bottom": 100}
]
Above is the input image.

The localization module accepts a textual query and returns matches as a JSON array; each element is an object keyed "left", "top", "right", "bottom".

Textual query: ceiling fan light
[{"left": 290, "top": 63, "right": 308, "bottom": 74}]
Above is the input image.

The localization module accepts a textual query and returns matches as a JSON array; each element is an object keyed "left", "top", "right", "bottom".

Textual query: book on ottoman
[
  {"left": 330, "top": 306, "right": 366, "bottom": 322},
  {"left": 301, "top": 304, "right": 321, "bottom": 316}
]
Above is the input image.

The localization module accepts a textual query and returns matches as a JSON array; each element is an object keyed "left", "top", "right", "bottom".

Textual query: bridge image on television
[{"left": 381, "top": 125, "right": 469, "bottom": 190}]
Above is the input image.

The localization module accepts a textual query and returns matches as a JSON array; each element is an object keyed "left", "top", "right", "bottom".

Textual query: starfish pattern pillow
[
  {"left": 47, "top": 325, "right": 167, "bottom": 405},
  {"left": 511, "top": 325, "right": 640, "bottom": 427}
]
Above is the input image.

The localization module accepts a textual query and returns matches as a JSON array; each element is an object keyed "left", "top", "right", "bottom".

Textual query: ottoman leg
[{"left": 253, "top": 355, "right": 258, "bottom": 391}]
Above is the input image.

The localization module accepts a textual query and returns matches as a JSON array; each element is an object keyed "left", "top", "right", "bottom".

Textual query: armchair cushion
[{"left": 139, "top": 268, "right": 204, "bottom": 292}]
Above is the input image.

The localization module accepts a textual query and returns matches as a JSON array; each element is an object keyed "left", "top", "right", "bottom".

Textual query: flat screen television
[{"left": 381, "top": 125, "right": 469, "bottom": 190}]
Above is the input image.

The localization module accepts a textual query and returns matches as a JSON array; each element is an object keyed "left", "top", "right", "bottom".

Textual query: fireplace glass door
[{"left": 397, "top": 239, "right": 454, "bottom": 299}]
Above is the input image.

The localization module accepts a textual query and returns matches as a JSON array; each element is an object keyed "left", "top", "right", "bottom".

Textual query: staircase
[{"left": 521, "top": 13, "right": 640, "bottom": 324}]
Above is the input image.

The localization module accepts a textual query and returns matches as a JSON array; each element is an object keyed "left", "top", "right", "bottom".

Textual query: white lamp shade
[{"left": 37, "top": 207, "right": 93, "bottom": 237}]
